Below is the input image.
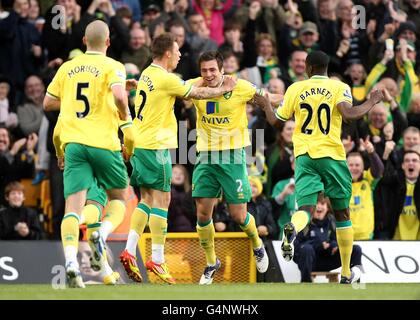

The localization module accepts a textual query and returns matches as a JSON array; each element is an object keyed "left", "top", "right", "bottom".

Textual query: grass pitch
[{"left": 0, "top": 283, "right": 419, "bottom": 300}]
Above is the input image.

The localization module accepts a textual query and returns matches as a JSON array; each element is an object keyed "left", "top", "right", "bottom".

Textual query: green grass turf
[{"left": 0, "top": 283, "right": 419, "bottom": 300}]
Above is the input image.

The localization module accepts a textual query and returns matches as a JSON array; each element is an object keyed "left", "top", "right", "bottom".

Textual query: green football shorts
[
  {"left": 192, "top": 148, "right": 251, "bottom": 204},
  {"left": 130, "top": 148, "right": 172, "bottom": 192},
  {"left": 63, "top": 143, "right": 128, "bottom": 199},
  {"left": 294, "top": 153, "right": 352, "bottom": 210},
  {"left": 86, "top": 179, "right": 108, "bottom": 207}
]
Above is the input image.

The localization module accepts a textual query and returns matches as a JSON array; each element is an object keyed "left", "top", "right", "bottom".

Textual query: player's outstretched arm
[
  {"left": 253, "top": 93, "right": 282, "bottom": 126},
  {"left": 43, "top": 95, "right": 61, "bottom": 111},
  {"left": 337, "top": 89, "right": 384, "bottom": 121},
  {"left": 188, "top": 76, "right": 237, "bottom": 99}
]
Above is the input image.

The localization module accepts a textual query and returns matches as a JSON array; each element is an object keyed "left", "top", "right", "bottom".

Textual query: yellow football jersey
[
  {"left": 46, "top": 51, "right": 126, "bottom": 151},
  {"left": 189, "top": 78, "right": 259, "bottom": 151},
  {"left": 133, "top": 64, "right": 193, "bottom": 149},
  {"left": 393, "top": 182, "right": 420, "bottom": 240},
  {"left": 350, "top": 170, "right": 375, "bottom": 240},
  {"left": 276, "top": 76, "right": 353, "bottom": 160}
]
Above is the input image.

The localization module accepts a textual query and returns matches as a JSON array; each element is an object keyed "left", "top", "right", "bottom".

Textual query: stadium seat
[
  {"left": 40, "top": 180, "right": 53, "bottom": 234},
  {"left": 21, "top": 179, "right": 40, "bottom": 208},
  {"left": 311, "top": 272, "right": 340, "bottom": 283},
  {"left": 40, "top": 179, "right": 50, "bottom": 209}
]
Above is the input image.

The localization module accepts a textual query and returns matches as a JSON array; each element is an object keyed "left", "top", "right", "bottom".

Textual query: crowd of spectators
[{"left": 0, "top": 0, "right": 419, "bottom": 242}]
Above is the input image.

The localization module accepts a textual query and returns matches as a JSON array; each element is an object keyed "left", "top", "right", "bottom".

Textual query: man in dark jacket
[
  {"left": 0, "top": 5, "right": 43, "bottom": 100},
  {"left": 0, "top": 181, "right": 42, "bottom": 240},
  {"left": 374, "top": 150, "right": 420, "bottom": 240},
  {"left": 293, "top": 196, "right": 362, "bottom": 282}
]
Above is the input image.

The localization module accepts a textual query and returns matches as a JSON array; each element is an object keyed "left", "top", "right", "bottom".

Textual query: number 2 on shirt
[{"left": 137, "top": 90, "right": 147, "bottom": 120}]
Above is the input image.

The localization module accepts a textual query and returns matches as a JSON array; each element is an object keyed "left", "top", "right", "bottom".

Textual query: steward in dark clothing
[
  {"left": 294, "top": 214, "right": 362, "bottom": 282},
  {"left": 167, "top": 184, "right": 196, "bottom": 232}
]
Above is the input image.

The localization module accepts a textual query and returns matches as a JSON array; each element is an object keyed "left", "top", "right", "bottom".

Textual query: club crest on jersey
[{"left": 223, "top": 91, "right": 232, "bottom": 99}]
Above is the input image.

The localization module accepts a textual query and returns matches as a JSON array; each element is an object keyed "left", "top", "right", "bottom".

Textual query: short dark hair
[
  {"left": 198, "top": 51, "right": 224, "bottom": 70},
  {"left": 306, "top": 50, "right": 329, "bottom": 71},
  {"left": 166, "top": 19, "right": 185, "bottom": 32},
  {"left": 347, "top": 151, "right": 363, "bottom": 160},
  {"left": 404, "top": 150, "right": 420, "bottom": 160},
  {"left": 151, "top": 33, "right": 176, "bottom": 59},
  {"left": 116, "top": 6, "right": 132, "bottom": 19},
  {"left": 223, "top": 19, "right": 241, "bottom": 33}
]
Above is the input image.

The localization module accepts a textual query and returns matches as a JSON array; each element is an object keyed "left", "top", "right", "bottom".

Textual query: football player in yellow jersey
[
  {"left": 255, "top": 51, "right": 384, "bottom": 284},
  {"left": 186, "top": 51, "right": 282, "bottom": 285},
  {"left": 53, "top": 117, "right": 123, "bottom": 285},
  {"left": 43, "top": 21, "right": 134, "bottom": 288},
  {"left": 119, "top": 33, "right": 236, "bottom": 284}
]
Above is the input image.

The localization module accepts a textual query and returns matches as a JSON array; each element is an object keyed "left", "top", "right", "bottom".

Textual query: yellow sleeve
[
  {"left": 46, "top": 67, "right": 63, "bottom": 99},
  {"left": 238, "top": 80, "right": 258, "bottom": 101},
  {"left": 336, "top": 82, "right": 353, "bottom": 105},
  {"left": 108, "top": 62, "right": 126, "bottom": 88},
  {"left": 53, "top": 117, "right": 64, "bottom": 157},
  {"left": 276, "top": 85, "right": 294, "bottom": 121},
  {"left": 166, "top": 73, "right": 193, "bottom": 98}
]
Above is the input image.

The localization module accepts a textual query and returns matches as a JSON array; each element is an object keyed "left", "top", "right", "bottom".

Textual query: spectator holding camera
[{"left": 366, "top": 38, "right": 418, "bottom": 112}]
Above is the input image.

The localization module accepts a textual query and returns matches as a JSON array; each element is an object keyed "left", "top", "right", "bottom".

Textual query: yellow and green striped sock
[
  {"left": 130, "top": 202, "right": 151, "bottom": 236},
  {"left": 196, "top": 219, "right": 216, "bottom": 266},
  {"left": 336, "top": 220, "right": 354, "bottom": 278},
  {"left": 149, "top": 208, "right": 168, "bottom": 246},
  {"left": 61, "top": 212, "right": 80, "bottom": 249},
  {"left": 150, "top": 208, "right": 168, "bottom": 264},
  {"left": 125, "top": 203, "right": 151, "bottom": 256},
  {"left": 239, "top": 213, "right": 261, "bottom": 249}
]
